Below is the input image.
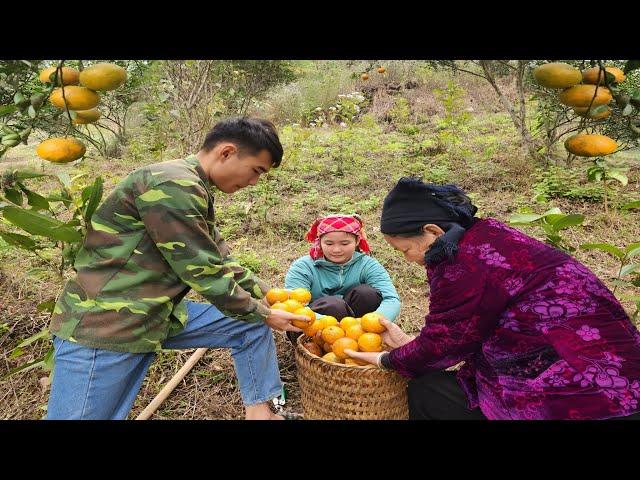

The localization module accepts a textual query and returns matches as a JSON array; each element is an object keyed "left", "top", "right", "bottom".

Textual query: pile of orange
[
  {"left": 266, "top": 288, "right": 388, "bottom": 367},
  {"left": 305, "top": 312, "right": 386, "bottom": 366},
  {"left": 532, "top": 62, "right": 625, "bottom": 157}
]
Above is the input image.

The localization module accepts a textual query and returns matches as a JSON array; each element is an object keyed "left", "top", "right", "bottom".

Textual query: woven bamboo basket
[{"left": 294, "top": 335, "right": 409, "bottom": 420}]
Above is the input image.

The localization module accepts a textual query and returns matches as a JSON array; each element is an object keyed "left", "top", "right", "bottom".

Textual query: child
[{"left": 285, "top": 214, "right": 401, "bottom": 343}]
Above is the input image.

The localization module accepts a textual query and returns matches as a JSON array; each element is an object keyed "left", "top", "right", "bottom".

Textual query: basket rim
[{"left": 296, "top": 334, "right": 378, "bottom": 370}]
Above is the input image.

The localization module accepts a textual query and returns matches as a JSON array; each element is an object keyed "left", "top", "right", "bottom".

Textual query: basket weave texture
[{"left": 294, "top": 336, "right": 409, "bottom": 420}]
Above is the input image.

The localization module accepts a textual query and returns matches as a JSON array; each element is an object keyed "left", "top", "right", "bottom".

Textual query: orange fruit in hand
[
  {"left": 322, "top": 326, "right": 345, "bottom": 344},
  {"left": 289, "top": 288, "right": 312, "bottom": 305},
  {"left": 358, "top": 333, "right": 382, "bottom": 352},
  {"left": 270, "top": 301, "right": 288, "bottom": 311},
  {"left": 340, "top": 317, "right": 359, "bottom": 331},
  {"left": 322, "top": 352, "right": 342, "bottom": 363},
  {"left": 293, "top": 306, "right": 316, "bottom": 329},
  {"left": 345, "top": 324, "right": 365, "bottom": 341},
  {"left": 283, "top": 299, "right": 303, "bottom": 313},
  {"left": 332, "top": 337, "right": 359, "bottom": 359},
  {"left": 321, "top": 316, "right": 338, "bottom": 328},
  {"left": 266, "top": 288, "right": 289, "bottom": 305},
  {"left": 361, "top": 312, "right": 386, "bottom": 333},
  {"left": 323, "top": 342, "right": 333, "bottom": 353},
  {"left": 304, "top": 319, "right": 325, "bottom": 337}
]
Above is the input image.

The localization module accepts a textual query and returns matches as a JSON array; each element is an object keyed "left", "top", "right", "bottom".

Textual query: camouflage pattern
[{"left": 50, "top": 155, "right": 271, "bottom": 353}]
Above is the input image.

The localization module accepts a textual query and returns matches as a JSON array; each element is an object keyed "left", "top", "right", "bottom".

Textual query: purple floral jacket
[{"left": 388, "top": 218, "right": 640, "bottom": 420}]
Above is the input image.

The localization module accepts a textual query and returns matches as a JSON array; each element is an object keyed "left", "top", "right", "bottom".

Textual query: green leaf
[
  {"left": 56, "top": 172, "right": 71, "bottom": 188},
  {"left": 0, "top": 230, "right": 37, "bottom": 250},
  {"left": 27, "top": 105, "right": 36, "bottom": 119},
  {"left": 14, "top": 171, "right": 49, "bottom": 180},
  {"left": 625, "top": 242, "right": 640, "bottom": 255},
  {"left": 623, "top": 104, "right": 634, "bottom": 116},
  {"left": 83, "top": 176, "right": 103, "bottom": 223},
  {"left": 16, "top": 328, "right": 50, "bottom": 349},
  {"left": 4, "top": 188, "right": 23, "bottom": 205},
  {"left": 591, "top": 105, "right": 609, "bottom": 115},
  {"left": 2, "top": 206, "right": 82, "bottom": 242},
  {"left": 543, "top": 207, "right": 563, "bottom": 216},
  {"left": 607, "top": 171, "right": 628, "bottom": 186},
  {"left": 22, "top": 188, "right": 50, "bottom": 211},
  {"left": 45, "top": 193, "right": 71, "bottom": 203},
  {"left": 43, "top": 346, "right": 54, "bottom": 371},
  {"left": 621, "top": 200, "right": 640, "bottom": 210},
  {"left": 624, "top": 60, "right": 640, "bottom": 75},
  {"left": 9, "top": 348, "right": 24, "bottom": 359},
  {"left": 620, "top": 264, "right": 640, "bottom": 277},
  {"left": 0, "top": 105, "right": 18, "bottom": 116},
  {"left": 580, "top": 243, "right": 625, "bottom": 259},
  {"left": 626, "top": 246, "right": 640, "bottom": 259},
  {"left": 550, "top": 214, "right": 584, "bottom": 230},
  {"left": 509, "top": 213, "right": 545, "bottom": 225},
  {"left": 36, "top": 299, "right": 56, "bottom": 313},
  {"left": 0, "top": 357, "right": 45, "bottom": 380}
]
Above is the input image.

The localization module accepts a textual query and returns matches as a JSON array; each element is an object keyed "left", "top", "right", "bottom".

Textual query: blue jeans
[{"left": 46, "top": 301, "right": 282, "bottom": 419}]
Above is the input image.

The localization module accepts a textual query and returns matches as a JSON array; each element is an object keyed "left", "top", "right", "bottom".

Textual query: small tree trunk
[{"left": 479, "top": 61, "right": 542, "bottom": 161}]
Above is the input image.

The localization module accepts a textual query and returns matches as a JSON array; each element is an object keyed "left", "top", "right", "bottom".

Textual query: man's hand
[
  {"left": 380, "top": 318, "right": 415, "bottom": 349},
  {"left": 265, "top": 308, "right": 312, "bottom": 332}
]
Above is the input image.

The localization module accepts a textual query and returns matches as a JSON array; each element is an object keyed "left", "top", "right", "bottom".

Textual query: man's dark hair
[{"left": 200, "top": 117, "right": 283, "bottom": 167}]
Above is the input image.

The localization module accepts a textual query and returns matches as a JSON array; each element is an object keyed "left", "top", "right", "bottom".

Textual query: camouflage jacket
[{"left": 50, "top": 155, "right": 271, "bottom": 353}]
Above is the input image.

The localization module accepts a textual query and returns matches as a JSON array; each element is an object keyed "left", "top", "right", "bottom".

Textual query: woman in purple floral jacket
[{"left": 346, "top": 177, "right": 640, "bottom": 420}]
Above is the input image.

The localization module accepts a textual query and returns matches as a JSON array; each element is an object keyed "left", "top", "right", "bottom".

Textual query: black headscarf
[{"left": 380, "top": 177, "right": 478, "bottom": 265}]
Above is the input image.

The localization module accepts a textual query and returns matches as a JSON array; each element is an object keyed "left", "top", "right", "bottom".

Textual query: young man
[{"left": 47, "top": 117, "right": 310, "bottom": 420}]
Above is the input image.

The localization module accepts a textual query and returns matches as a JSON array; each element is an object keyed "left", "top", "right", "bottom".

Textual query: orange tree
[
  {"left": 0, "top": 60, "right": 134, "bottom": 378},
  {"left": 530, "top": 60, "right": 640, "bottom": 213}
]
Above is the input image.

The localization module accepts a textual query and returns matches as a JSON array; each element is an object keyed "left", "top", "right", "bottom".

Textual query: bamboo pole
[{"left": 135, "top": 347, "right": 208, "bottom": 420}]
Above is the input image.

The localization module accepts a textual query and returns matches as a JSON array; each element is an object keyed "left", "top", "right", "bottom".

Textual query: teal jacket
[{"left": 284, "top": 252, "right": 401, "bottom": 321}]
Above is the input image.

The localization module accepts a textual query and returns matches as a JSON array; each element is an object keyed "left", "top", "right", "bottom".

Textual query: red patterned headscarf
[{"left": 305, "top": 214, "right": 371, "bottom": 260}]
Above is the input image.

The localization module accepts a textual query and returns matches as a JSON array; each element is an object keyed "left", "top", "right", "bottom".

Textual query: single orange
[
  {"left": 361, "top": 312, "right": 386, "bottom": 333},
  {"left": 358, "top": 333, "right": 383, "bottom": 352},
  {"left": 270, "top": 301, "right": 288, "bottom": 311},
  {"left": 321, "top": 316, "right": 338, "bottom": 328},
  {"left": 322, "top": 326, "right": 346, "bottom": 344},
  {"left": 345, "top": 324, "right": 365, "bottom": 341},
  {"left": 293, "top": 306, "right": 316, "bottom": 329},
  {"left": 266, "top": 288, "right": 289, "bottom": 305},
  {"left": 340, "top": 317, "right": 359, "bottom": 331},
  {"left": 332, "top": 337, "right": 359, "bottom": 359},
  {"left": 304, "top": 319, "right": 325, "bottom": 337},
  {"left": 282, "top": 299, "right": 303, "bottom": 313},
  {"left": 322, "top": 352, "right": 342, "bottom": 363},
  {"left": 289, "top": 288, "right": 312, "bottom": 305}
]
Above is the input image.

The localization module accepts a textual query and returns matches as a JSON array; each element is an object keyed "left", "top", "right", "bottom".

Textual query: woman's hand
[
  {"left": 343, "top": 350, "right": 384, "bottom": 366},
  {"left": 265, "top": 308, "right": 311, "bottom": 332},
  {"left": 380, "top": 318, "right": 416, "bottom": 349}
]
